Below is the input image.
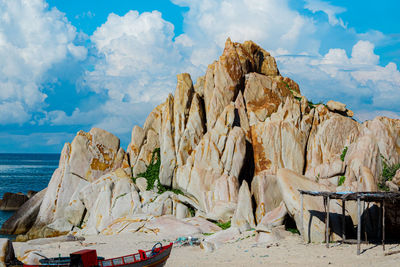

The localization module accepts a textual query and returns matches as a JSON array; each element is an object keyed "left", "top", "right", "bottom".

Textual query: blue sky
[{"left": 0, "top": 0, "right": 399, "bottom": 153}]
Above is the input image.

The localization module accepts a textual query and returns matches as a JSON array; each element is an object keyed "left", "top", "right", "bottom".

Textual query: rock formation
[
  {"left": 3, "top": 38, "right": 400, "bottom": 244},
  {"left": 0, "top": 193, "right": 28, "bottom": 211}
]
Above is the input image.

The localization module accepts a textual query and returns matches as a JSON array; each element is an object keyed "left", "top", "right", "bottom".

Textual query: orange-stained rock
[
  {"left": 250, "top": 97, "right": 313, "bottom": 175},
  {"left": 243, "top": 73, "right": 293, "bottom": 125}
]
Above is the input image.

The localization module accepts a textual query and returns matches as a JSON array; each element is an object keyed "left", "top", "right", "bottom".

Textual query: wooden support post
[
  {"left": 357, "top": 196, "right": 361, "bottom": 255},
  {"left": 383, "top": 200, "right": 386, "bottom": 251},
  {"left": 300, "top": 192, "right": 304, "bottom": 239},
  {"left": 342, "top": 199, "right": 346, "bottom": 242},
  {"left": 362, "top": 200, "right": 366, "bottom": 243},
  {"left": 326, "top": 196, "right": 330, "bottom": 248},
  {"left": 378, "top": 201, "right": 382, "bottom": 241}
]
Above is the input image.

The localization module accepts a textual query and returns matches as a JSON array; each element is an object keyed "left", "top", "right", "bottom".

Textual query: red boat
[{"left": 20, "top": 242, "right": 173, "bottom": 267}]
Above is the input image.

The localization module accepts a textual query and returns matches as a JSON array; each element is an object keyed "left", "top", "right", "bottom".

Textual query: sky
[{"left": 0, "top": 0, "right": 399, "bottom": 153}]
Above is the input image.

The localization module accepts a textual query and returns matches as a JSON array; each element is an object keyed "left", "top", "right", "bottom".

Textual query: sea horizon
[{"left": 0, "top": 153, "right": 59, "bottom": 233}]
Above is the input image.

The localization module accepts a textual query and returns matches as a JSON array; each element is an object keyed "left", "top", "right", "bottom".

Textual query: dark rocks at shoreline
[
  {"left": 0, "top": 189, "right": 46, "bottom": 235},
  {"left": 0, "top": 192, "right": 28, "bottom": 211}
]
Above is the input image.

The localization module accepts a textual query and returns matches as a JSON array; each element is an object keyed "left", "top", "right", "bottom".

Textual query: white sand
[{"left": 13, "top": 232, "right": 400, "bottom": 267}]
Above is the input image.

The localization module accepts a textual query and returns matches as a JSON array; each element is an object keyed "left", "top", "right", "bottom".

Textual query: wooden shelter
[{"left": 298, "top": 190, "right": 400, "bottom": 255}]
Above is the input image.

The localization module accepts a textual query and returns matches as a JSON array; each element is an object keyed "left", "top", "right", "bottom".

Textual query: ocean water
[{"left": 0, "top": 153, "right": 59, "bottom": 231}]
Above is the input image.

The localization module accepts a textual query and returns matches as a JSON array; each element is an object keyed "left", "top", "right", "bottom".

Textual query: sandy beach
[{"left": 13, "top": 231, "right": 400, "bottom": 267}]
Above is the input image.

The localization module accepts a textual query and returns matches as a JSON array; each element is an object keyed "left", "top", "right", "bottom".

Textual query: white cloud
[
  {"left": 304, "top": 0, "right": 346, "bottom": 28},
  {"left": 0, "top": 101, "right": 30, "bottom": 124},
  {"left": 172, "top": 0, "right": 318, "bottom": 69},
  {"left": 350, "top": 40, "right": 379, "bottom": 65},
  {"left": 277, "top": 40, "right": 400, "bottom": 117},
  {"left": 85, "top": 11, "right": 187, "bottom": 103},
  {"left": 0, "top": 0, "right": 86, "bottom": 124},
  {"left": 80, "top": 10, "right": 209, "bottom": 134}
]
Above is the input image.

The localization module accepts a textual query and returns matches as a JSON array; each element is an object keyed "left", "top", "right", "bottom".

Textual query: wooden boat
[{"left": 21, "top": 242, "right": 173, "bottom": 267}]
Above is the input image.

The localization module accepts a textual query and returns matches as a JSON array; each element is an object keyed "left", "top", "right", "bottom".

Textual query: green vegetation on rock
[
  {"left": 340, "top": 146, "right": 348, "bottom": 162},
  {"left": 135, "top": 148, "right": 184, "bottom": 195},
  {"left": 216, "top": 221, "right": 231, "bottom": 230},
  {"left": 378, "top": 155, "right": 400, "bottom": 191},
  {"left": 338, "top": 175, "right": 346, "bottom": 186},
  {"left": 287, "top": 228, "right": 300, "bottom": 235}
]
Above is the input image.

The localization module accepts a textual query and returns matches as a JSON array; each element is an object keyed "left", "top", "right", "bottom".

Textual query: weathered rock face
[
  {"left": 159, "top": 94, "right": 176, "bottom": 186},
  {"left": 203, "top": 38, "right": 280, "bottom": 131},
  {"left": 25, "top": 128, "right": 128, "bottom": 239},
  {"left": 250, "top": 97, "right": 313, "bottom": 175},
  {"left": 128, "top": 103, "right": 163, "bottom": 177},
  {"left": 344, "top": 117, "right": 400, "bottom": 188},
  {"left": 243, "top": 73, "right": 294, "bottom": 125},
  {"left": 72, "top": 169, "right": 141, "bottom": 235},
  {"left": 176, "top": 93, "right": 206, "bottom": 166},
  {"left": 251, "top": 171, "right": 283, "bottom": 224},
  {"left": 175, "top": 103, "right": 246, "bottom": 218},
  {"left": 305, "top": 107, "right": 360, "bottom": 180}
]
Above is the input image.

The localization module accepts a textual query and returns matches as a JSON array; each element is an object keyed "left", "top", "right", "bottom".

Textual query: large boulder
[
  {"left": 256, "top": 201, "right": 287, "bottom": 233},
  {"left": 73, "top": 169, "right": 140, "bottom": 235},
  {"left": 276, "top": 168, "right": 343, "bottom": 243},
  {"left": 203, "top": 38, "right": 244, "bottom": 131},
  {"left": 0, "top": 189, "right": 46, "bottom": 235},
  {"left": 173, "top": 73, "right": 195, "bottom": 159},
  {"left": 25, "top": 128, "right": 128, "bottom": 239},
  {"left": 231, "top": 181, "right": 255, "bottom": 231},
  {"left": 0, "top": 192, "right": 28, "bottom": 211}
]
